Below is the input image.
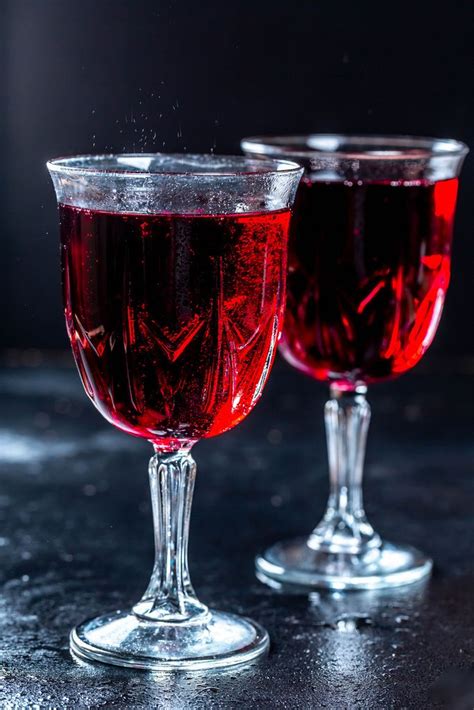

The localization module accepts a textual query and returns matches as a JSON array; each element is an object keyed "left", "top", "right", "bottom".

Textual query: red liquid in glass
[
  {"left": 281, "top": 178, "right": 458, "bottom": 385},
  {"left": 60, "top": 205, "right": 289, "bottom": 449}
]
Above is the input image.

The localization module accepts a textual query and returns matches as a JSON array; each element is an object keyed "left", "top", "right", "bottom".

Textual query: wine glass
[
  {"left": 47, "top": 153, "right": 303, "bottom": 669},
  {"left": 242, "top": 135, "right": 468, "bottom": 590}
]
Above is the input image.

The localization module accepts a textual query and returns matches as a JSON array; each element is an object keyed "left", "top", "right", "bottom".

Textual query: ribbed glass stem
[
  {"left": 309, "top": 384, "right": 381, "bottom": 554},
  {"left": 133, "top": 450, "right": 208, "bottom": 623}
]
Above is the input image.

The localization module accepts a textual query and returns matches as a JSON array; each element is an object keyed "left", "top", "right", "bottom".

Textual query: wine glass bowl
[
  {"left": 48, "top": 153, "right": 303, "bottom": 669},
  {"left": 242, "top": 135, "right": 468, "bottom": 591}
]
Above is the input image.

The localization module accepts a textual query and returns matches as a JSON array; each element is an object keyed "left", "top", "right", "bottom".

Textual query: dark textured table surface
[{"left": 0, "top": 352, "right": 473, "bottom": 709}]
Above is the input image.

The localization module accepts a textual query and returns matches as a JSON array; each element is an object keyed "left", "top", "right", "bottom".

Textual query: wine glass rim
[
  {"left": 46, "top": 152, "right": 303, "bottom": 178},
  {"left": 241, "top": 134, "right": 469, "bottom": 161}
]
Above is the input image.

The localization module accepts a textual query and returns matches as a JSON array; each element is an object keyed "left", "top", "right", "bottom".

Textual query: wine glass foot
[
  {"left": 70, "top": 609, "right": 269, "bottom": 671},
  {"left": 255, "top": 537, "right": 432, "bottom": 591}
]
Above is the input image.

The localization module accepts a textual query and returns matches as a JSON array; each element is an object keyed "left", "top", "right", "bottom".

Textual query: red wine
[
  {"left": 60, "top": 205, "right": 289, "bottom": 450},
  {"left": 280, "top": 178, "right": 458, "bottom": 385}
]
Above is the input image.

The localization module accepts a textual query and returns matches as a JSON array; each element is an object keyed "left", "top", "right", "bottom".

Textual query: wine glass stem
[
  {"left": 310, "top": 384, "right": 381, "bottom": 553},
  {"left": 133, "top": 449, "right": 208, "bottom": 623}
]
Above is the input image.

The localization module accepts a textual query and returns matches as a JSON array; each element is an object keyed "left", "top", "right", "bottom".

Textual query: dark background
[{"left": 1, "top": 0, "right": 473, "bottom": 353}]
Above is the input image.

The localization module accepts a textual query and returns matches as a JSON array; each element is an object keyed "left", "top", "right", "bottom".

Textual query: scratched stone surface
[{"left": 0, "top": 353, "right": 472, "bottom": 709}]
